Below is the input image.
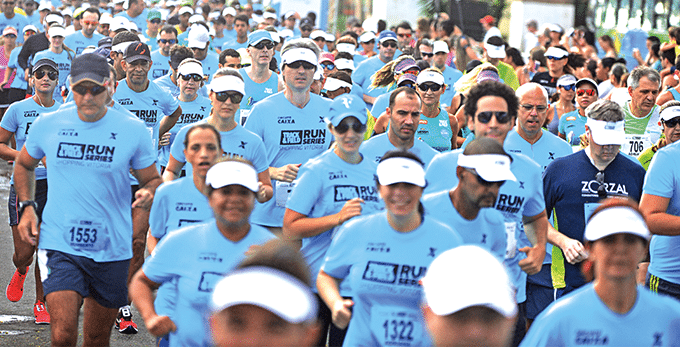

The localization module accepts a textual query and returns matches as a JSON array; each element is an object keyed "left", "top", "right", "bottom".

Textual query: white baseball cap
[
  {"left": 421, "top": 245, "right": 517, "bottom": 318},
  {"left": 110, "top": 17, "right": 129, "bottom": 32},
  {"left": 179, "top": 6, "right": 193, "bottom": 16},
  {"left": 189, "top": 14, "right": 204, "bottom": 24},
  {"left": 222, "top": 7, "right": 236, "bottom": 17},
  {"left": 359, "top": 31, "right": 375, "bottom": 43},
  {"left": 457, "top": 154, "right": 516, "bottom": 182},
  {"left": 323, "top": 77, "right": 352, "bottom": 92},
  {"left": 416, "top": 70, "right": 445, "bottom": 86},
  {"left": 188, "top": 26, "right": 210, "bottom": 49},
  {"left": 211, "top": 266, "right": 317, "bottom": 324},
  {"left": 376, "top": 157, "right": 426, "bottom": 187},
  {"left": 484, "top": 41, "right": 506, "bottom": 59},
  {"left": 205, "top": 160, "right": 258, "bottom": 192},
  {"left": 433, "top": 40, "right": 449, "bottom": 54},
  {"left": 585, "top": 118, "right": 625, "bottom": 146},
  {"left": 584, "top": 206, "right": 650, "bottom": 241},
  {"left": 209, "top": 75, "right": 245, "bottom": 95},
  {"left": 263, "top": 11, "right": 277, "bottom": 20},
  {"left": 310, "top": 30, "right": 326, "bottom": 40}
]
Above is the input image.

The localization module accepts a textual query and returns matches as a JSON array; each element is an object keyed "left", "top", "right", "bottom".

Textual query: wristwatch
[{"left": 18, "top": 200, "right": 38, "bottom": 220}]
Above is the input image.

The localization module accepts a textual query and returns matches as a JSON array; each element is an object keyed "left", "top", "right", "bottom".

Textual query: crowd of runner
[{"left": 2, "top": 0, "right": 680, "bottom": 346}]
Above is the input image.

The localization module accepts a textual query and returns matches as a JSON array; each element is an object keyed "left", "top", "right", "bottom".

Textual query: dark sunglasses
[
  {"left": 576, "top": 89, "right": 597, "bottom": 96},
  {"left": 34, "top": 69, "right": 58, "bottom": 80},
  {"left": 467, "top": 169, "right": 504, "bottom": 187},
  {"left": 362, "top": 39, "right": 375, "bottom": 45},
  {"left": 286, "top": 61, "right": 316, "bottom": 70},
  {"left": 596, "top": 171, "right": 607, "bottom": 199},
  {"left": 320, "top": 63, "right": 335, "bottom": 70},
  {"left": 72, "top": 83, "right": 107, "bottom": 96},
  {"left": 421, "top": 52, "right": 434, "bottom": 58},
  {"left": 252, "top": 40, "right": 275, "bottom": 50},
  {"left": 214, "top": 91, "right": 243, "bottom": 103},
  {"left": 546, "top": 55, "right": 566, "bottom": 60},
  {"left": 520, "top": 104, "right": 548, "bottom": 112},
  {"left": 418, "top": 83, "right": 441, "bottom": 92},
  {"left": 158, "top": 38, "right": 177, "bottom": 44},
  {"left": 664, "top": 118, "right": 680, "bottom": 128},
  {"left": 4, "top": 33, "right": 15, "bottom": 38},
  {"left": 476, "top": 111, "right": 512, "bottom": 124},
  {"left": 335, "top": 122, "right": 366, "bottom": 134},
  {"left": 381, "top": 41, "right": 397, "bottom": 48},
  {"left": 560, "top": 84, "right": 576, "bottom": 91},
  {"left": 150, "top": 19, "right": 161, "bottom": 24},
  {"left": 397, "top": 33, "right": 411, "bottom": 38},
  {"left": 180, "top": 74, "right": 203, "bottom": 82}
]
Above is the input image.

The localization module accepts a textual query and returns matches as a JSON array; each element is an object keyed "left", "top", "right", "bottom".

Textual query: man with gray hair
[
  {"left": 542, "top": 99, "right": 646, "bottom": 307},
  {"left": 621, "top": 66, "right": 662, "bottom": 157}
]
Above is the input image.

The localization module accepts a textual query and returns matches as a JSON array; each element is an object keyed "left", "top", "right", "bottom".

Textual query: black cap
[
  {"left": 32, "top": 59, "right": 58, "bottom": 74},
  {"left": 300, "top": 18, "right": 313, "bottom": 29},
  {"left": 71, "top": 53, "right": 109, "bottom": 85},
  {"left": 124, "top": 42, "right": 151, "bottom": 63}
]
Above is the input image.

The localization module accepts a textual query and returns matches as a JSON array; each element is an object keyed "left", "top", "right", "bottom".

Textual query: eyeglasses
[
  {"left": 397, "top": 33, "right": 411, "bottom": 38},
  {"left": 241, "top": 63, "right": 251, "bottom": 68},
  {"left": 418, "top": 83, "right": 442, "bottom": 92},
  {"left": 476, "top": 111, "right": 512, "bottom": 124},
  {"left": 4, "top": 33, "right": 15, "bottom": 38},
  {"left": 520, "top": 104, "right": 548, "bottom": 112},
  {"left": 595, "top": 171, "right": 607, "bottom": 199},
  {"left": 72, "top": 83, "right": 107, "bottom": 96},
  {"left": 664, "top": 118, "right": 680, "bottom": 128},
  {"left": 3, "top": 2, "right": 15, "bottom": 5},
  {"left": 560, "top": 84, "right": 576, "bottom": 91},
  {"left": 467, "top": 169, "right": 504, "bottom": 187},
  {"left": 362, "top": 39, "right": 375, "bottom": 45},
  {"left": 252, "top": 40, "right": 274, "bottom": 50},
  {"left": 286, "top": 61, "right": 316, "bottom": 70},
  {"left": 320, "top": 62, "right": 335, "bottom": 70},
  {"left": 150, "top": 19, "right": 161, "bottom": 24},
  {"left": 576, "top": 89, "right": 597, "bottom": 96},
  {"left": 381, "top": 41, "right": 397, "bottom": 48},
  {"left": 158, "top": 38, "right": 177, "bottom": 44},
  {"left": 82, "top": 20, "right": 99, "bottom": 25},
  {"left": 334, "top": 122, "right": 366, "bottom": 134},
  {"left": 180, "top": 74, "right": 203, "bottom": 82},
  {"left": 546, "top": 55, "right": 566, "bottom": 60},
  {"left": 34, "top": 69, "right": 58, "bottom": 80},
  {"left": 214, "top": 91, "right": 243, "bottom": 103},
  {"left": 421, "top": 52, "right": 434, "bottom": 58}
]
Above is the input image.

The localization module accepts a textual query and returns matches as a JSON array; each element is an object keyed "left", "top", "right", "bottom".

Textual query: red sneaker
[
  {"left": 6, "top": 267, "right": 28, "bottom": 302},
  {"left": 34, "top": 301, "right": 50, "bottom": 325}
]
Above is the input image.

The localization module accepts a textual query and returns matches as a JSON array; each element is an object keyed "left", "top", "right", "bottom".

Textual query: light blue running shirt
[
  {"left": 64, "top": 31, "right": 105, "bottom": 56},
  {"left": 149, "top": 50, "right": 170, "bottom": 80},
  {"left": 360, "top": 132, "right": 439, "bottom": 165},
  {"left": 237, "top": 68, "right": 278, "bottom": 125},
  {"left": 158, "top": 95, "right": 211, "bottom": 167},
  {"left": 32, "top": 49, "right": 71, "bottom": 100}
]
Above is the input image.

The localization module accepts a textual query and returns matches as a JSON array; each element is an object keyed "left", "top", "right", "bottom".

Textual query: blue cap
[
  {"left": 327, "top": 94, "right": 368, "bottom": 126},
  {"left": 248, "top": 30, "right": 273, "bottom": 47},
  {"left": 378, "top": 30, "right": 397, "bottom": 43}
]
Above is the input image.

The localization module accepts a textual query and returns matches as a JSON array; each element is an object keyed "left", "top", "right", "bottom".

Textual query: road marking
[
  {"left": 0, "top": 330, "right": 29, "bottom": 335},
  {"left": 0, "top": 315, "right": 32, "bottom": 324}
]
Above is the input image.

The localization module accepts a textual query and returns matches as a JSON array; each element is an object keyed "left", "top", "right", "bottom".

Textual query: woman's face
[
  {"left": 184, "top": 128, "right": 221, "bottom": 177},
  {"left": 209, "top": 184, "right": 256, "bottom": 228},
  {"left": 379, "top": 182, "right": 423, "bottom": 218},
  {"left": 559, "top": 84, "right": 575, "bottom": 102},
  {"left": 331, "top": 116, "right": 365, "bottom": 156},
  {"left": 50, "top": 35, "right": 64, "bottom": 48},
  {"left": 588, "top": 233, "right": 646, "bottom": 282},
  {"left": 178, "top": 73, "right": 201, "bottom": 99},
  {"left": 210, "top": 90, "right": 241, "bottom": 120}
]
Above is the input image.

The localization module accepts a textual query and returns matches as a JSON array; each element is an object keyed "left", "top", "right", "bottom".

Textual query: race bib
[
  {"left": 622, "top": 134, "right": 651, "bottom": 157},
  {"left": 505, "top": 222, "right": 517, "bottom": 259},
  {"left": 239, "top": 109, "right": 250, "bottom": 126},
  {"left": 275, "top": 181, "right": 293, "bottom": 207},
  {"left": 63, "top": 217, "right": 109, "bottom": 252},
  {"left": 370, "top": 306, "right": 422, "bottom": 347}
]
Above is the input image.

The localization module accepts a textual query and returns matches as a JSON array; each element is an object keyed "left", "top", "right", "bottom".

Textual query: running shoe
[
  {"left": 6, "top": 266, "right": 28, "bottom": 302},
  {"left": 34, "top": 301, "right": 50, "bottom": 325},
  {"left": 115, "top": 306, "right": 139, "bottom": 334}
]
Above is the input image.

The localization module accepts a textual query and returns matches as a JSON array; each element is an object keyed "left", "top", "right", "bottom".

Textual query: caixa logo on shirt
[
  {"left": 57, "top": 142, "right": 115, "bottom": 162},
  {"left": 361, "top": 260, "right": 426, "bottom": 286},
  {"left": 574, "top": 330, "right": 608, "bottom": 345},
  {"left": 334, "top": 185, "right": 379, "bottom": 202},
  {"left": 279, "top": 129, "right": 326, "bottom": 145}
]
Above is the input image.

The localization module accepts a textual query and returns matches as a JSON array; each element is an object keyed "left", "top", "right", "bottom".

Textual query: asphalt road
[{"left": 0, "top": 161, "right": 157, "bottom": 346}]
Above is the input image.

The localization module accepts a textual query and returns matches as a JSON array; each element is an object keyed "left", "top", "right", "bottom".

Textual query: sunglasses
[
  {"left": 576, "top": 89, "right": 597, "bottom": 96},
  {"left": 560, "top": 84, "right": 576, "bottom": 91},
  {"left": 3, "top": 2, "right": 14, "bottom": 5},
  {"left": 520, "top": 104, "right": 548, "bottom": 112},
  {"left": 252, "top": 40, "right": 275, "bottom": 50},
  {"left": 664, "top": 118, "right": 680, "bottom": 127},
  {"left": 421, "top": 52, "right": 434, "bottom": 58},
  {"left": 335, "top": 122, "right": 366, "bottom": 134},
  {"left": 476, "top": 111, "right": 512, "bottom": 124},
  {"left": 286, "top": 61, "right": 316, "bottom": 70},
  {"left": 362, "top": 39, "right": 375, "bottom": 45},
  {"left": 320, "top": 62, "right": 335, "bottom": 70},
  {"left": 381, "top": 41, "right": 397, "bottom": 48},
  {"left": 150, "top": 19, "right": 161, "bottom": 24},
  {"left": 418, "top": 83, "right": 442, "bottom": 92},
  {"left": 82, "top": 20, "right": 99, "bottom": 25},
  {"left": 180, "top": 74, "right": 203, "bottom": 82},
  {"left": 397, "top": 33, "right": 411, "bottom": 38},
  {"left": 546, "top": 55, "right": 566, "bottom": 60},
  {"left": 214, "top": 91, "right": 243, "bottom": 103},
  {"left": 158, "top": 38, "right": 177, "bottom": 44},
  {"left": 34, "top": 69, "right": 58, "bottom": 80},
  {"left": 595, "top": 171, "right": 607, "bottom": 199},
  {"left": 4, "top": 33, "right": 15, "bottom": 38},
  {"left": 467, "top": 169, "right": 504, "bottom": 187},
  {"left": 72, "top": 83, "right": 107, "bottom": 96}
]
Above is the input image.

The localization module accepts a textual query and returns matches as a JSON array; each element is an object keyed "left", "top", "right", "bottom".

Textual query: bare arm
[
  {"left": 282, "top": 198, "right": 363, "bottom": 240},
  {"left": 146, "top": 232, "right": 159, "bottom": 254},
  {"left": 547, "top": 222, "right": 588, "bottom": 264},
  {"left": 317, "top": 270, "right": 353, "bottom": 329},
  {"left": 363, "top": 93, "right": 376, "bottom": 105},
  {"left": 640, "top": 193, "right": 680, "bottom": 236},
  {"left": 269, "top": 163, "right": 300, "bottom": 182},
  {"left": 13, "top": 146, "right": 41, "bottom": 245},
  {"left": 448, "top": 112, "right": 459, "bottom": 150},
  {"left": 256, "top": 170, "right": 273, "bottom": 203},
  {"left": 129, "top": 270, "right": 176, "bottom": 337},
  {"left": 131, "top": 164, "right": 163, "bottom": 210},
  {"left": 518, "top": 210, "right": 548, "bottom": 275},
  {"left": 158, "top": 106, "right": 182, "bottom": 142},
  {"left": 0, "top": 127, "right": 18, "bottom": 161},
  {"left": 162, "top": 154, "right": 184, "bottom": 182}
]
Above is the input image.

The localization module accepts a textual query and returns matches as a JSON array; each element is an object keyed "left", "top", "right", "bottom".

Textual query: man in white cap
[
  {"left": 114, "top": 0, "right": 148, "bottom": 34},
  {"left": 353, "top": 30, "right": 398, "bottom": 106},
  {"left": 238, "top": 29, "right": 281, "bottom": 125},
  {"left": 421, "top": 245, "right": 517, "bottom": 347},
  {"left": 542, "top": 99, "right": 645, "bottom": 315},
  {"left": 222, "top": 14, "right": 249, "bottom": 52},
  {"left": 310, "top": 29, "right": 326, "bottom": 51},
  {"left": 65, "top": 7, "right": 105, "bottom": 55},
  {"left": 484, "top": 36, "right": 519, "bottom": 90},
  {"left": 188, "top": 25, "right": 219, "bottom": 82},
  {"left": 638, "top": 101, "right": 680, "bottom": 169},
  {"left": 23, "top": 0, "right": 41, "bottom": 28},
  {"left": 432, "top": 40, "right": 462, "bottom": 107},
  {"left": 175, "top": 6, "right": 192, "bottom": 34},
  {"left": 98, "top": 13, "right": 112, "bottom": 37},
  {"left": 221, "top": 6, "right": 237, "bottom": 42},
  {"left": 17, "top": 11, "right": 62, "bottom": 77}
]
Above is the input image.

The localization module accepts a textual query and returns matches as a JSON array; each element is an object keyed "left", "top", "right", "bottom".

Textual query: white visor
[
  {"left": 310, "top": 30, "right": 325, "bottom": 40},
  {"left": 586, "top": 118, "right": 625, "bottom": 146},
  {"left": 336, "top": 43, "right": 356, "bottom": 54},
  {"left": 416, "top": 70, "right": 445, "bottom": 86},
  {"left": 376, "top": 157, "right": 426, "bottom": 187},
  {"left": 335, "top": 58, "right": 355, "bottom": 71},
  {"left": 222, "top": 7, "right": 236, "bottom": 17},
  {"left": 263, "top": 12, "right": 277, "bottom": 20},
  {"left": 112, "top": 40, "right": 135, "bottom": 54},
  {"left": 178, "top": 61, "right": 203, "bottom": 77},
  {"left": 661, "top": 106, "right": 680, "bottom": 121},
  {"left": 457, "top": 154, "right": 516, "bottom": 182},
  {"left": 484, "top": 42, "right": 506, "bottom": 59},
  {"left": 48, "top": 26, "right": 66, "bottom": 38},
  {"left": 584, "top": 206, "right": 650, "bottom": 241},
  {"left": 323, "top": 77, "right": 351, "bottom": 91},
  {"left": 209, "top": 75, "right": 245, "bottom": 95},
  {"left": 45, "top": 14, "right": 64, "bottom": 26},
  {"left": 205, "top": 160, "right": 258, "bottom": 192},
  {"left": 545, "top": 46, "right": 569, "bottom": 59},
  {"left": 282, "top": 47, "right": 318, "bottom": 66}
]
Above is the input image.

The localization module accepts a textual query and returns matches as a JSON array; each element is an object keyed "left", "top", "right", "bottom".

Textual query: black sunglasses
[
  {"left": 421, "top": 52, "right": 434, "bottom": 58},
  {"left": 252, "top": 40, "right": 275, "bottom": 50},
  {"left": 286, "top": 61, "right": 316, "bottom": 70},
  {"left": 546, "top": 55, "right": 566, "bottom": 60},
  {"left": 4, "top": 33, "right": 15, "bottom": 38},
  {"left": 180, "top": 74, "right": 203, "bottom": 82},
  {"left": 664, "top": 118, "right": 680, "bottom": 128},
  {"left": 214, "top": 91, "right": 243, "bottom": 103},
  {"left": 150, "top": 19, "right": 161, "bottom": 24},
  {"left": 34, "top": 69, "right": 58, "bottom": 81},
  {"left": 362, "top": 39, "right": 375, "bottom": 45},
  {"left": 467, "top": 169, "right": 504, "bottom": 187},
  {"left": 381, "top": 41, "right": 397, "bottom": 48},
  {"left": 476, "top": 111, "right": 512, "bottom": 124},
  {"left": 596, "top": 171, "right": 607, "bottom": 199},
  {"left": 335, "top": 122, "right": 366, "bottom": 134},
  {"left": 520, "top": 104, "right": 548, "bottom": 112},
  {"left": 158, "top": 38, "right": 177, "bottom": 44},
  {"left": 72, "top": 83, "right": 107, "bottom": 96},
  {"left": 418, "top": 83, "right": 441, "bottom": 92}
]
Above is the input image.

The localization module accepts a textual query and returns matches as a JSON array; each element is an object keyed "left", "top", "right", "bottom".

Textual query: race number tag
[
  {"left": 505, "top": 222, "right": 517, "bottom": 259},
  {"left": 239, "top": 109, "right": 250, "bottom": 126},
  {"left": 275, "top": 181, "right": 293, "bottom": 207},
  {"left": 371, "top": 306, "right": 421, "bottom": 347},
  {"left": 622, "top": 134, "right": 651, "bottom": 157},
  {"left": 63, "top": 218, "right": 109, "bottom": 252}
]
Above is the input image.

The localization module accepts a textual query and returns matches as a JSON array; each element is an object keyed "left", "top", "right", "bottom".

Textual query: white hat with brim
[
  {"left": 179, "top": 6, "right": 193, "bottom": 15},
  {"left": 48, "top": 26, "right": 66, "bottom": 38},
  {"left": 310, "top": 30, "right": 325, "bottom": 40},
  {"left": 660, "top": 105, "right": 680, "bottom": 122},
  {"left": 209, "top": 75, "right": 245, "bottom": 96},
  {"left": 421, "top": 245, "right": 517, "bottom": 318},
  {"left": 376, "top": 157, "right": 426, "bottom": 187},
  {"left": 45, "top": 13, "right": 64, "bottom": 26},
  {"left": 584, "top": 206, "right": 650, "bottom": 241},
  {"left": 189, "top": 14, "right": 204, "bottom": 24},
  {"left": 416, "top": 70, "right": 445, "bottom": 86},
  {"left": 281, "top": 47, "right": 318, "bottom": 66},
  {"left": 178, "top": 61, "right": 203, "bottom": 77},
  {"left": 205, "top": 160, "right": 258, "bottom": 192},
  {"left": 484, "top": 42, "right": 506, "bottom": 59},
  {"left": 433, "top": 40, "right": 449, "bottom": 54},
  {"left": 335, "top": 58, "right": 354, "bottom": 71},
  {"left": 336, "top": 43, "right": 355, "bottom": 54},
  {"left": 457, "top": 154, "right": 516, "bottom": 182},
  {"left": 263, "top": 12, "right": 277, "bottom": 20},
  {"left": 110, "top": 17, "right": 129, "bottom": 32},
  {"left": 585, "top": 118, "right": 625, "bottom": 146},
  {"left": 323, "top": 77, "right": 352, "bottom": 92},
  {"left": 22, "top": 25, "right": 38, "bottom": 34},
  {"left": 545, "top": 46, "right": 569, "bottom": 59},
  {"left": 359, "top": 31, "right": 375, "bottom": 43},
  {"left": 222, "top": 7, "right": 236, "bottom": 17},
  {"left": 211, "top": 267, "right": 317, "bottom": 324}
]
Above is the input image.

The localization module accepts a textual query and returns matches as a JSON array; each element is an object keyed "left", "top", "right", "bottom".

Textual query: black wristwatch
[{"left": 18, "top": 200, "right": 38, "bottom": 220}]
